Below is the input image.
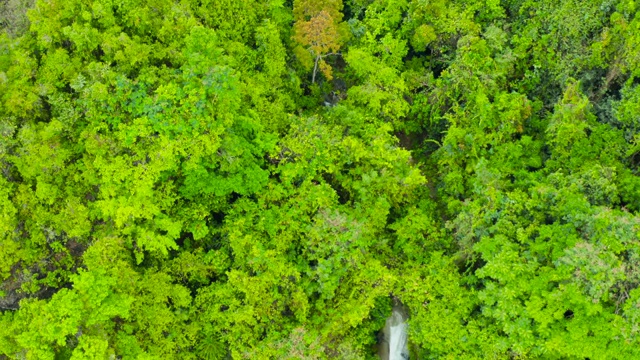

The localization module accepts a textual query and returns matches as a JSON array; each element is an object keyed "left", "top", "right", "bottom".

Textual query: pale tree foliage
[
  {"left": 294, "top": 10, "right": 341, "bottom": 83},
  {"left": 293, "top": 0, "right": 345, "bottom": 83}
]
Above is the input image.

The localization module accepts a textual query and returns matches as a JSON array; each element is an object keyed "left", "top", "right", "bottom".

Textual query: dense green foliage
[{"left": 1, "top": 0, "right": 640, "bottom": 358}]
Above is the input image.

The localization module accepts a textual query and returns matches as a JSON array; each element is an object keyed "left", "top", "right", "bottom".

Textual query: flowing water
[{"left": 378, "top": 302, "right": 409, "bottom": 360}]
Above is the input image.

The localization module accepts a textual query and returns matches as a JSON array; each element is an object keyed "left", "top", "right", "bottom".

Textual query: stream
[{"left": 377, "top": 302, "right": 410, "bottom": 360}]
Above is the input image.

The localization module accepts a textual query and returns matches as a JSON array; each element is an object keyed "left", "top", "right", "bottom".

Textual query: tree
[
  {"left": 294, "top": 10, "right": 341, "bottom": 83},
  {"left": 292, "top": 0, "right": 346, "bottom": 83}
]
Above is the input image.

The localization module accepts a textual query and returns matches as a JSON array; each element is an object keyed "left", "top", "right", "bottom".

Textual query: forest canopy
[{"left": 1, "top": 0, "right": 640, "bottom": 358}]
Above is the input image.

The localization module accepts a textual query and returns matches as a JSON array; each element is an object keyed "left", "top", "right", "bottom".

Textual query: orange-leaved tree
[{"left": 293, "top": 0, "right": 347, "bottom": 83}]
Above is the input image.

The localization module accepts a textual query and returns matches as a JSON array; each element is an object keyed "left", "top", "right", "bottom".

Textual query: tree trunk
[{"left": 312, "top": 55, "right": 320, "bottom": 84}]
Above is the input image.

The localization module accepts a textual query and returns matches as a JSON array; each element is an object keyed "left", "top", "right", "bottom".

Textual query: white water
[{"left": 378, "top": 304, "right": 409, "bottom": 360}]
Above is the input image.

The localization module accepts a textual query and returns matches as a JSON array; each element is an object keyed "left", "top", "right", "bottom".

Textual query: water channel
[{"left": 377, "top": 301, "right": 410, "bottom": 360}]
